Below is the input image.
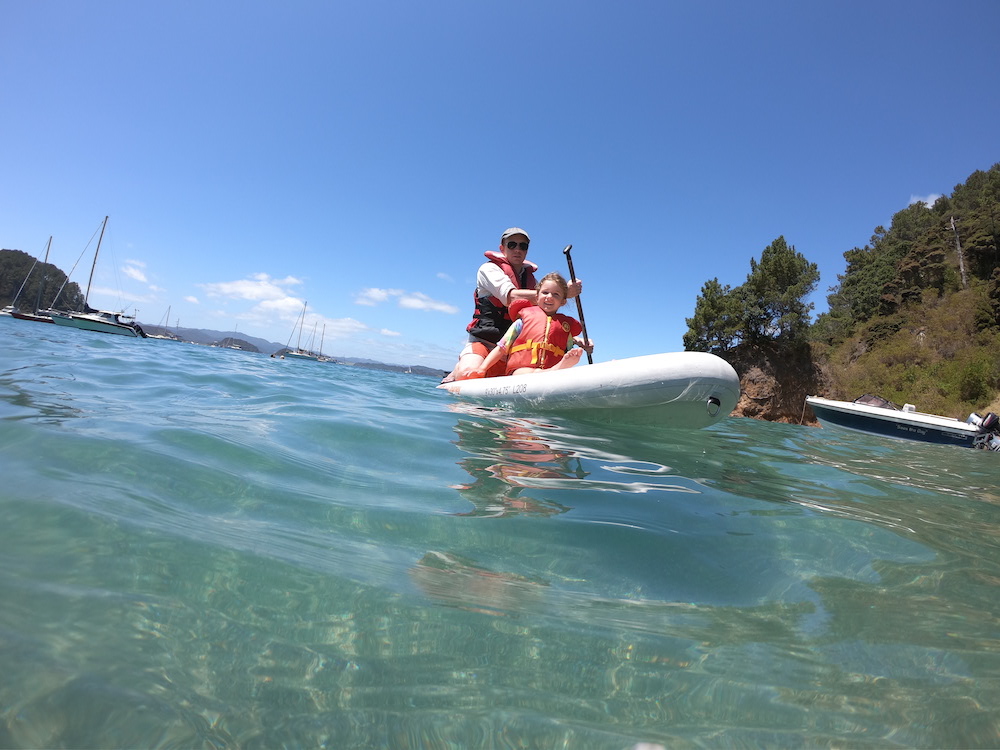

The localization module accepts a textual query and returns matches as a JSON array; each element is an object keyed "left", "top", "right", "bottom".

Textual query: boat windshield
[{"left": 853, "top": 394, "right": 901, "bottom": 410}]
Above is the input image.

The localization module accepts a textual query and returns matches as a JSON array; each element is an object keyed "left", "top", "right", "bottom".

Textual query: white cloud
[
  {"left": 380, "top": 328, "right": 401, "bottom": 337},
  {"left": 909, "top": 193, "right": 942, "bottom": 207},
  {"left": 185, "top": 296, "right": 199, "bottom": 304},
  {"left": 195, "top": 275, "right": 380, "bottom": 346},
  {"left": 437, "top": 272, "right": 453, "bottom": 282},
  {"left": 258, "top": 296, "right": 309, "bottom": 317},
  {"left": 355, "top": 287, "right": 404, "bottom": 306},
  {"left": 88, "top": 285, "right": 150, "bottom": 305},
  {"left": 123, "top": 264, "right": 148, "bottom": 283},
  {"left": 199, "top": 273, "right": 301, "bottom": 301},
  {"left": 322, "top": 317, "right": 370, "bottom": 337},
  {"left": 398, "top": 292, "right": 459, "bottom": 314},
  {"left": 354, "top": 287, "right": 458, "bottom": 313}
]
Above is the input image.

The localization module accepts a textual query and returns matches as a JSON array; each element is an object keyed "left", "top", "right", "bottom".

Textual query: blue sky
[{"left": 2, "top": 1, "right": 997, "bottom": 370}]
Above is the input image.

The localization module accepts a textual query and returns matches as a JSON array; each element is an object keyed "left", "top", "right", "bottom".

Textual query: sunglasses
[{"left": 505, "top": 241, "right": 529, "bottom": 251}]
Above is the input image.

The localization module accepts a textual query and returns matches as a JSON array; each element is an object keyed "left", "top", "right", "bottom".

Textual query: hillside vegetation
[
  {"left": 686, "top": 162, "right": 1000, "bottom": 421},
  {"left": 0, "top": 248, "right": 84, "bottom": 312}
]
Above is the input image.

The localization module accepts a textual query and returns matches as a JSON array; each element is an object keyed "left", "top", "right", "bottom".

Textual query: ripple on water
[{"left": 3, "top": 319, "right": 1000, "bottom": 748}]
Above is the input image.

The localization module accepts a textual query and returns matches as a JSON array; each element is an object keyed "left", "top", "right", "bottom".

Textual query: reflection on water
[
  {"left": 450, "top": 415, "right": 580, "bottom": 517},
  {"left": 410, "top": 550, "right": 548, "bottom": 617},
  {"left": 3, "top": 318, "right": 1000, "bottom": 747}
]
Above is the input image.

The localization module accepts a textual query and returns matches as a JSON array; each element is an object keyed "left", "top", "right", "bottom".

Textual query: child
[{"left": 469, "top": 272, "right": 591, "bottom": 378}]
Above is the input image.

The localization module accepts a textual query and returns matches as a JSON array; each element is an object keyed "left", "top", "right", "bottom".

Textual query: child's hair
[{"left": 537, "top": 272, "right": 569, "bottom": 299}]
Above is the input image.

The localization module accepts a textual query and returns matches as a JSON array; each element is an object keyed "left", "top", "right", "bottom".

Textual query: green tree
[
  {"left": 740, "top": 236, "right": 819, "bottom": 344},
  {"left": 685, "top": 237, "right": 819, "bottom": 353},
  {"left": 0, "top": 249, "right": 84, "bottom": 311},
  {"left": 683, "top": 278, "right": 739, "bottom": 353},
  {"left": 821, "top": 164, "right": 1000, "bottom": 346}
]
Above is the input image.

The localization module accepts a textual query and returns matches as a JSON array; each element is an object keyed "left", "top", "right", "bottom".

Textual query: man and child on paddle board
[{"left": 445, "top": 227, "right": 593, "bottom": 381}]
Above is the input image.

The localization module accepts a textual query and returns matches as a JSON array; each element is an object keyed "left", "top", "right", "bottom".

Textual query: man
[{"left": 448, "top": 227, "right": 582, "bottom": 380}]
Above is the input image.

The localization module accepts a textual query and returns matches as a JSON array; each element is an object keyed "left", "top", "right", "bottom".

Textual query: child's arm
[{"left": 565, "top": 316, "right": 593, "bottom": 355}]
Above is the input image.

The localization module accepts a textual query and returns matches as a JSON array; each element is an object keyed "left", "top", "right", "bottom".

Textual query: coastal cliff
[{"left": 724, "top": 343, "right": 825, "bottom": 425}]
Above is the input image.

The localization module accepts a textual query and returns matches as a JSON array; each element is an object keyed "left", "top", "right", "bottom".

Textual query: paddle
[{"left": 563, "top": 244, "right": 593, "bottom": 364}]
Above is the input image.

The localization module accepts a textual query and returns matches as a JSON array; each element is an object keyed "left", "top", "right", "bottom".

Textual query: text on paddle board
[{"left": 484, "top": 383, "right": 528, "bottom": 397}]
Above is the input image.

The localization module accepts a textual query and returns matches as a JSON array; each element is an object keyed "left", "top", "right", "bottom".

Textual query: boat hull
[
  {"left": 50, "top": 311, "right": 144, "bottom": 337},
  {"left": 806, "top": 396, "right": 983, "bottom": 448},
  {"left": 9, "top": 310, "right": 54, "bottom": 324},
  {"left": 283, "top": 351, "right": 321, "bottom": 361},
  {"left": 439, "top": 351, "right": 741, "bottom": 428}
]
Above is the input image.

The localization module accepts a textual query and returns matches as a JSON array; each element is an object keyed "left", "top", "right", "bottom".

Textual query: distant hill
[
  {"left": 141, "top": 323, "right": 445, "bottom": 378},
  {"left": 155, "top": 325, "right": 278, "bottom": 353}
]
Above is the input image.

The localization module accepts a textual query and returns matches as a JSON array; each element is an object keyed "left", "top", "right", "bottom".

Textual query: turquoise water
[{"left": 1, "top": 317, "right": 999, "bottom": 749}]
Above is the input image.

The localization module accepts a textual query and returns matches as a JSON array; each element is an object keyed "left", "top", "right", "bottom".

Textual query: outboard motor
[{"left": 974, "top": 412, "right": 1000, "bottom": 451}]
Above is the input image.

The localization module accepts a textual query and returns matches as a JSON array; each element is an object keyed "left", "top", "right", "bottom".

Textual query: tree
[
  {"left": 685, "top": 237, "right": 819, "bottom": 353},
  {"left": 684, "top": 278, "right": 739, "bottom": 353},
  {"left": 0, "top": 249, "right": 85, "bottom": 311},
  {"left": 823, "top": 225, "right": 913, "bottom": 335},
  {"left": 823, "top": 165, "right": 1000, "bottom": 342},
  {"left": 739, "top": 236, "right": 819, "bottom": 344}
]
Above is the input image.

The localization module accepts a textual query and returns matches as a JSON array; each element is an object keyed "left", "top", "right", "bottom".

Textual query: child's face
[{"left": 536, "top": 280, "right": 566, "bottom": 314}]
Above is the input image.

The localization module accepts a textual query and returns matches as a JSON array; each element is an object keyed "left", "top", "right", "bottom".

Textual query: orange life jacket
[{"left": 504, "top": 300, "right": 582, "bottom": 374}]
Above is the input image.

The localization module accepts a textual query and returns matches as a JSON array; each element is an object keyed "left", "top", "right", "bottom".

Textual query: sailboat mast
[
  {"left": 84, "top": 216, "right": 109, "bottom": 306},
  {"left": 296, "top": 302, "right": 307, "bottom": 350},
  {"left": 33, "top": 236, "right": 53, "bottom": 313}
]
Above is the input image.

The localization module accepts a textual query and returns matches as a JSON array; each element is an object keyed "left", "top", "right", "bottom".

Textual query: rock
[{"left": 721, "top": 342, "right": 827, "bottom": 425}]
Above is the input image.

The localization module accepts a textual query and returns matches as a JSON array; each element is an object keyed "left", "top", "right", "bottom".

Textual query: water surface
[{"left": 1, "top": 317, "right": 998, "bottom": 748}]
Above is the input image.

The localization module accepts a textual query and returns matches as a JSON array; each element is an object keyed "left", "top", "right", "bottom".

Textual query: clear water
[{"left": 1, "top": 316, "right": 999, "bottom": 749}]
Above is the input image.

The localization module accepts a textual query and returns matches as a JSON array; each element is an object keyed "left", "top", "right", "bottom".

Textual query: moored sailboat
[
  {"left": 282, "top": 301, "right": 321, "bottom": 360},
  {"left": 7, "top": 237, "right": 56, "bottom": 323},
  {"left": 146, "top": 306, "right": 181, "bottom": 340},
  {"left": 48, "top": 217, "right": 146, "bottom": 338}
]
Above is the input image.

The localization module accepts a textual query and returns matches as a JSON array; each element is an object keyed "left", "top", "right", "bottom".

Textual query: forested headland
[
  {"left": 684, "top": 162, "right": 1000, "bottom": 422},
  {"left": 0, "top": 248, "right": 85, "bottom": 313}
]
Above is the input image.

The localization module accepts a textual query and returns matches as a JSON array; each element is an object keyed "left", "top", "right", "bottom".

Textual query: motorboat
[{"left": 806, "top": 394, "right": 1000, "bottom": 451}]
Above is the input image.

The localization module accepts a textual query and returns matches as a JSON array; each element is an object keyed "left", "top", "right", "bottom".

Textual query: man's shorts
[{"left": 460, "top": 340, "right": 506, "bottom": 377}]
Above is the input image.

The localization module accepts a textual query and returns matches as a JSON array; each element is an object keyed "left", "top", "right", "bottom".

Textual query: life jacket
[
  {"left": 466, "top": 252, "right": 538, "bottom": 344},
  {"left": 504, "top": 300, "right": 582, "bottom": 374}
]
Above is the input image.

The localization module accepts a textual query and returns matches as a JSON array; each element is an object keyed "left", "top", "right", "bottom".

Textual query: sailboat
[
  {"left": 282, "top": 301, "right": 321, "bottom": 360},
  {"left": 7, "top": 237, "right": 57, "bottom": 323},
  {"left": 146, "top": 306, "right": 180, "bottom": 341},
  {"left": 48, "top": 217, "right": 146, "bottom": 338},
  {"left": 316, "top": 324, "right": 329, "bottom": 361}
]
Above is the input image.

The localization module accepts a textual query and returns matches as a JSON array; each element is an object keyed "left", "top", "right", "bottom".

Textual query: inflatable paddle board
[{"left": 439, "top": 351, "right": 741, "bottom": 428}]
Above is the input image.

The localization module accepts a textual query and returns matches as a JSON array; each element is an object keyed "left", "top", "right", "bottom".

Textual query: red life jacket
[
  {"left": 466, "top": 252, "right": 538, "bottom": 344},
  {"left": 504, "top": 300, "right": 582, "bottom": 374}
]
